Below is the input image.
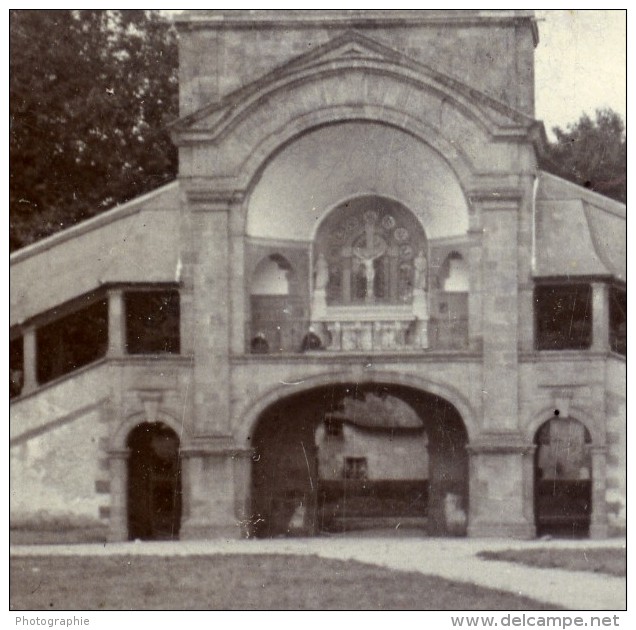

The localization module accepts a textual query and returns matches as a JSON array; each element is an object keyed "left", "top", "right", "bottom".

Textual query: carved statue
[
  {"left": 314, "top": 253, "right": 329, "bottom": 291},
  {"left": 413, "top": 249, "right": 428, "bottom": 291}
]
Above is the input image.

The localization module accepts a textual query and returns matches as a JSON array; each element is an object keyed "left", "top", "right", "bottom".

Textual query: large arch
[
  {"left": 249, "top": 380, "right": 470, "bottom": 538},
  {"left": 237, "top": 368, "right": 478, "bottom": 445},
  {"left": 246, "top": 121, "right": 470, "bottom": 243}
]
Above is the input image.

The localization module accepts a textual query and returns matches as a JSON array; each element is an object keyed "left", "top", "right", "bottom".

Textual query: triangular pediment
[{"left": 171, "top": 30, "right": 534, "bottom": 139}]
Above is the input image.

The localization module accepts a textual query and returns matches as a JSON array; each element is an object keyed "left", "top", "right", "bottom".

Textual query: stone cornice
[
  {"left": 182, "top": 185, "right": 245, "bottom": 210},
  {"left": 467, "top": 432, "right": 535, "bottom": 453},
  {"left": 468, "top": 189, "right": 525, "bottom": 210},
  {"left": 174, "top": 10, "right": 536, "bottom": 34}
]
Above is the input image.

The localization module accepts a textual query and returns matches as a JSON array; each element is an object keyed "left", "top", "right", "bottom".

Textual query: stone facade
[{"left": 10, "top": 10, "right": 625, "bottom": 540}]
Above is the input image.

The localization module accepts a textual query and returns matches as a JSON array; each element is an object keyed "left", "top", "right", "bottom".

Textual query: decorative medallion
[{"left": 394, "top": 227, "right": 410, "bottom": 243}]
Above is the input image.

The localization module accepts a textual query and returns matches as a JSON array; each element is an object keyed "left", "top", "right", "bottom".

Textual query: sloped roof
[
  {"left": 534, "top": 172, "right": 626, "bottom": 281},
  {"left": 10, "top": 182, "right": 180, "bottom": 327}
]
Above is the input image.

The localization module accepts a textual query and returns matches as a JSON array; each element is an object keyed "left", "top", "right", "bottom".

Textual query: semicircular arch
[
  {"left": 236, "top": 368, "right": 478, "bottom": 446},
  {"left": 111, "top": 409, "right": 190, "bottom": 451},
  {"left": 525, "top": 405, "right": 604, "bottom": 446},
  {"left": 245, "top": 117, "right": 472, "bottom": 242}
]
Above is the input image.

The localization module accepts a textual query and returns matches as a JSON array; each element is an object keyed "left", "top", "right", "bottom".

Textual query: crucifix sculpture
[{"left": 353, "top": 210, "right": 387, "bottom": 303}]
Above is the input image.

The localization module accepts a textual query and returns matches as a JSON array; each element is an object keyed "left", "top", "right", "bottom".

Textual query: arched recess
[
  {"left": 246, "top": 121, "right": 470, "bottom": 243},
  {"left": 533, "top": 416, "right": 593, "bottom": 538},
  {"left": 249, "top": 381, "right": 469, "bottom": 538},
  {"left": 249, "top": 254, "right": 307, "bottom": 353},
  {"left": 126, "top": 422, "right": 182, "bottom": 541}
]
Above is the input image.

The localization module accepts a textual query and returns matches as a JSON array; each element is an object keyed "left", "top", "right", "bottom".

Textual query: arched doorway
[
  {"left": 250, "top": 383, "right": 468, "bottom": 538},
  {"left": 127, "top": 422, "right": 182, "bottom": 540},
  {"left": 534, "top": 417, "right": 592, "bottom": 537}
]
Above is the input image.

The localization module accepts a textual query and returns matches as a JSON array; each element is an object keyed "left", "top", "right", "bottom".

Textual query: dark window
[
  {"left": 10, "top": 336, "right": 23, "bottom": 398},
  {"left": 535, "top": 284, "right": 592, "bottom": 350},
  {"left": 125, "top": 290, "right": 180, "bottom": 355},
  {"left": 343, "top": 457, "right": 368, "bottom": 480},
  {"left": 36, "top": 299, "right": 108, "bottom": 384},
  {"left": 324, "top": 418, "right": 343, "bottom": 438},
  {"left": 609, "top": 286, "right": 626, "bottom": 356}
]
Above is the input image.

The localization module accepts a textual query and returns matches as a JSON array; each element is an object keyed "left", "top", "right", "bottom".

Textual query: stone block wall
[{"left": 178, "top": 11, "right": 535, "bottom": 117}]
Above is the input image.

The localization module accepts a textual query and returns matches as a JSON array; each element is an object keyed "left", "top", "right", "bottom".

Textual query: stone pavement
[{"left": 10, "top": 536, "right": 626, "bottom": 611}]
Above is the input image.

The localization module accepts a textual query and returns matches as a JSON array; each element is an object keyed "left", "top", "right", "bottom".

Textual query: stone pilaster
[
  {"left": 107, "top": 449, "right": 130, "bottom": 542},
  {"left": 179, "top": 439, "right": 244, "bottom": 539},
  {"left": 229, "top": 200, "right": 247, "bottom": 355},
  {"left": 186, "top": 189, "right": 240, "bottom": 436},
  {"left": 233, "top": 449, "right": 254, "bottom": 538},
  {"left": 589, "top": 445, "right": 609, "bottom": 538},
  {"left": 472, "top": 191, "right": 522, "bottom": 431}
]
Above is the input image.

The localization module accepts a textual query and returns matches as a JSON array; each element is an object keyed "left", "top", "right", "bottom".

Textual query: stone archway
[
  {"left": 126, "top": 422, "right": 182, "bottom": 541},
  {"left": 533, "top": 417, "right": 592, "bottom": 537},
  {"left": 249, "top": 382, "right": 469, "bottom": 538}
]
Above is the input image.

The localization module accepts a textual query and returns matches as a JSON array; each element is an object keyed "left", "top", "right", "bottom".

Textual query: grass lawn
[
  {"left": 477, "top": 548, "right": 626, "bottom": 577},
  {"left": 10, "top": 553, "right": 563, "bottom": 610}
]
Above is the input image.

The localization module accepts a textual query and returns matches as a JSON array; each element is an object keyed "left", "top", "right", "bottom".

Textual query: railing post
[
  {"left": 22, "top": 327, "right": 38, "bottom": 394},
  {"left": 108, "top": 288, "right": 126, "bottom": 357}
]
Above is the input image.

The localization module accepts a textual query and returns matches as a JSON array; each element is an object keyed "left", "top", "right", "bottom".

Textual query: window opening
[
  {"left": 36, "top": 299, "right": 108, "bottom": 384},
  {"left": 535, "top": 284, "right": 592, "bottom": 350},
  {"left": 125, "top": 289, "right": 180, "bottom": 355}
]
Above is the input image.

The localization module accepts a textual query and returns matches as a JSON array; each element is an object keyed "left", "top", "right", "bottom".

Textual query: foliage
[
  {"left": 9, "top": 10, "right": 178, "bottom": 251},
  {"left": 540, "top": 109, "right": 626, "bottom": 204}
]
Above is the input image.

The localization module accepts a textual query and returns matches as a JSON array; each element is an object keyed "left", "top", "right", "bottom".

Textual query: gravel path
[{"left": 11, "top": 536, "right": 626, "bottom": 611}]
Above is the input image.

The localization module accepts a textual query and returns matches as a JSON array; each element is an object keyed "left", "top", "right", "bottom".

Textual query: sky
[{"left": 534, "top": 10, "right": 626, "bottom": 134}]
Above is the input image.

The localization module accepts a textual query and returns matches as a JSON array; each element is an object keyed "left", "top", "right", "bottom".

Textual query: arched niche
[
  {"left": 534, "top": 417, "right": 592, "bottom": 537},
  {"left": 441, "top": 252, "right": 469, "bottom": 292},
  {"left": 246, "top": 121, "right": 469, "bottom": 243},
  {"left": 251, "top": 254, "right": 293, "bottom": 296},
  {"left": 249, "top": 254, "right": 305, "bottom": 353}
]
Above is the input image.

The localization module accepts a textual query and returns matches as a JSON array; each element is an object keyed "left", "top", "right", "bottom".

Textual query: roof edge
[
  {"left": 538, "top": 171, "right": 626, "bottom": 219},
  {"left": 10, "top": 181, "right": 179, "bottom": 266}
]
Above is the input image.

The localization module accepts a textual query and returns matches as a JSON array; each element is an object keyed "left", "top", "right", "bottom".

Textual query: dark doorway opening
[
  {"left": 127, "top": 422, "right": 182, "bottom": 541},
  {"left": 250, "top": 383, "right": 468, "bottom": 538},
  {"left": 534, "top": 418, "right": 592, "bottom": 538}
]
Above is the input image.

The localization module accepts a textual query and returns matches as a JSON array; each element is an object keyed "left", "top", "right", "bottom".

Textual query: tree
[
  {"left": 540, "top": 109, "right": 626, "bottom": 204},
  {"left": 9, "top": 10, "right": 179, "bottom": 251}
]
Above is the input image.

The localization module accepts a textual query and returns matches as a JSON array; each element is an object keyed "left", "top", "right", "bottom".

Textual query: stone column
[
  {"left": 467, "top": 435, "right": 536, "bottom": 538},
  {"left": 22, "top": 327, "right": 38, "bottom": 394},
  {"left": 589, "top": 445, "right": 608, "bottom": 539},
  {"left": 107, "top": 449, "right": 130, "bottom": 542},
  {"left": 471, "top": 192, "right": 522, "bottom": 431},
  {"left": 107, "top": 288, "right": 126, "bottom": 357},
  {"left": 591, "top": 282, "right": 609, "bottom": 352}
]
